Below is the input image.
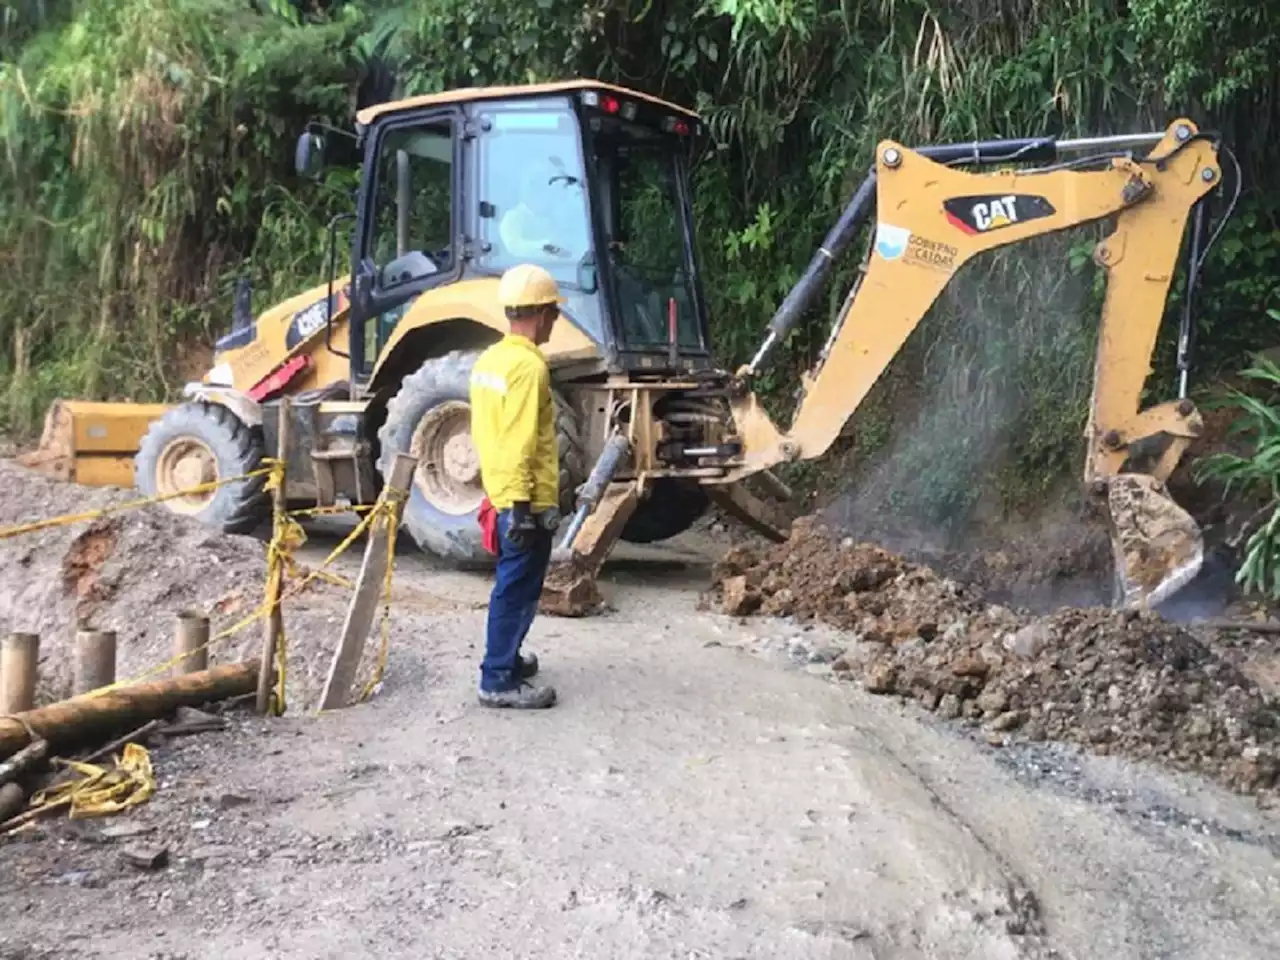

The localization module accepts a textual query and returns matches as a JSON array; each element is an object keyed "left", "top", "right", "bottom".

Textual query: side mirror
[{"left": 294, "top": 131, "right": 326, "bottom": 179}]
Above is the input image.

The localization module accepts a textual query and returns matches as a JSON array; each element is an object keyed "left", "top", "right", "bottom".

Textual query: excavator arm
[{"left": 725, "top": 118, "right": 1226, "bottom": 607}]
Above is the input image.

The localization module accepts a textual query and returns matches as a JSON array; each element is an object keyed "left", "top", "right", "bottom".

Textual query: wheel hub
[
  {"left": 409, "top": 400, "right": 485, "bottom": 517},
  {"left": 442, "top": 432, "right": 480, "bottom": 485},
  {"left": 155, "top": 438, "right": 218, "bottom": 514}
]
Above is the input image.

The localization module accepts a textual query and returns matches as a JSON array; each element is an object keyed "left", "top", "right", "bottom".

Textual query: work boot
[
  {"left": 478, "top": 682, "right": 557, "bottom": 710},
  {"left": 518, "top": 651, "right": 539, "bottom": 679}
]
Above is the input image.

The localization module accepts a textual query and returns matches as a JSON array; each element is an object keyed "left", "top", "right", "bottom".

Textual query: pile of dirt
[
  {"left": 818, "top": 496, "right": 1117, "bottom": 612},
  {"left": 0, "top": 460, "right": 346, "bottom": 706},
  {"left": 710, "top": 516, "right": 1280, "bottom": 804}
]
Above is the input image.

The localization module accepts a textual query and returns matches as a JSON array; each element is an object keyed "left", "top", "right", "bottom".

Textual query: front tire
[
  {"left": 134, "top": 402, "right": 269, "bottom": 535},
  {"left": 377, "top": 349, "right": 583, "bottom": 566}
]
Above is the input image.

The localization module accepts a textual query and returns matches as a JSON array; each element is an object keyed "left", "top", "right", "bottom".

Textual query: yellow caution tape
[
  {"left": 76, "top": 482, "right": 390, "bottom": 704},
  {"left": 0, "top": 465, "right": 276, "bottom": 541},
  {"left": 24, "top": 454, "right": 408, "bottom": 717},
  {"left": 3, "top": 743, "right": 156, "bottom": 833}
]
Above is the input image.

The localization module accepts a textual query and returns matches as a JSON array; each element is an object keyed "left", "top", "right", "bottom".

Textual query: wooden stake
[
  {"left": 256, "top": 398, "right": 290, "bottom": 715},
  {"left": 80, "top": 720, "right": 164, "bottom": 765},
  {"left": 1, "top": 633, "right": 39, "bottom": 714},
  {"left": 73, "top": 629, "right": 116, "bottom": 697},
  {"left": 0, "top": 661, "right": 260, "bottom": 760},
  {"left": 317, "top": 453, "right": 417, "bottom": 711},
  {"left": 174, "top": 611, "right": 210, "bottom": 676}
]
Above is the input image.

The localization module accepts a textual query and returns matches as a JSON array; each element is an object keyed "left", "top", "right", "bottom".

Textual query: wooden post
[
  {"left": 174, "top": 612, "right": 210, "bottom": 676},
  {"left": 317, "top": 453, "right": 417, "bottom": 711},
  {"left": 256, "top": 398, "right": 290, "bottom": 715},
  {"left": 1, "top": 633, "right": 39, "bottom": 714},
  {"left": 73, "top": 629, "right": 116, "bottom": 697},
  {"left": 0, "top": 783, "right": 24, "bottom": 823}
]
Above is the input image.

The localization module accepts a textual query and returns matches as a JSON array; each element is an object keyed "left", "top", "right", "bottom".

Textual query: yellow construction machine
[{"left": 19, "top": 80, "right": 1233, "bottom": 613}]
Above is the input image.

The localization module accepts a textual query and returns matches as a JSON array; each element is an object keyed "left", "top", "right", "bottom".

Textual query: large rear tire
[
  {"left": 134, "top": 401, "right": 269, "bottom": 535},
  {"left": 621, "top": 478, "right": 709, "bottom": 544},
  {"left": 377, "top": 349, "right": 583, "bottom": 566}
]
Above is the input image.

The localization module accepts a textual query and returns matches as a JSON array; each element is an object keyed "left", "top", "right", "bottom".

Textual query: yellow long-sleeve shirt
[{"left": 469, "top": 335, "right": 559, "bottom": 512}]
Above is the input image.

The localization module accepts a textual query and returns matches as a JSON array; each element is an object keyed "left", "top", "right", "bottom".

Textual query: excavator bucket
[
  {"left": 16, "top": 399, "right": 170, "bottom": 488},
  {"left": 1107, "top": 473, "right": 1204, "bottom": 609}
]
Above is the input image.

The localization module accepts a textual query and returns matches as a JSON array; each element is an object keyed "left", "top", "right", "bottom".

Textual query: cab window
[
  {"left": 370, "top": 119, "right": 455, "bottom": 291},
  {"left": 475, "top": 100, "right": 592, "bottom": 286}
]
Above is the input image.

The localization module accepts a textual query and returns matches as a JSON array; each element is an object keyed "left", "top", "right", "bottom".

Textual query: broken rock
[
  {"left": 720, "top": 576, "right": 762, "bottom": 616},
  {"left": 120, "top": 844, "right": 170, "bottom": 871},
  {"left": 863, "top": 663, "right": 897, "bottom": 695},
  {"left": 1005, "top": 622, "right": 1052, "bottom": 660}
]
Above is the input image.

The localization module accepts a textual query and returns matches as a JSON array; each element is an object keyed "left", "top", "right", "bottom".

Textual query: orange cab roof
[{"left": 355, "top": 79, "right": 698, "bottom": 127}]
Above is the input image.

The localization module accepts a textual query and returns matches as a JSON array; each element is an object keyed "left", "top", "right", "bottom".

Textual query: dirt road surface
[{"left": 3, "top": 537, "right": 1278, "bottom": 960}]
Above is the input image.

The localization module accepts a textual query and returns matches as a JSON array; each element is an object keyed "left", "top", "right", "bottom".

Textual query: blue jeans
[{"left": 481, "top": 509, "right": 553, "bottom": 692}]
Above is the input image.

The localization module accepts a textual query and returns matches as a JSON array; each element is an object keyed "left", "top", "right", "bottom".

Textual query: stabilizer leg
[{"left": 539, "top": 480, "right": 640, "bottom": 617}]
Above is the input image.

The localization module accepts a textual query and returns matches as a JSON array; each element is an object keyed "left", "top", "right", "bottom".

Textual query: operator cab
[{"left": 299, "top": 81, "right": 711, "bottom": 384}]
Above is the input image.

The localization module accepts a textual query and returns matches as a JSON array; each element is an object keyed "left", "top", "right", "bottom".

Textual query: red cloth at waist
[{"left": 478, "top": 497, "right": 499, "bottom": 555}]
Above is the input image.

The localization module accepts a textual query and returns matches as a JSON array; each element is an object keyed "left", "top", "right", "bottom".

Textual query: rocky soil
[
  {"left": 4, "top": 551, "right": 1278, "bottom": 960},
  {"left": 709, "top": 516, "right": 1280, "bottom": 806}
]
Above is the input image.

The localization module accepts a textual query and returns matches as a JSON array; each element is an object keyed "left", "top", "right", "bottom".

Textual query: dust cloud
[{"left": 823, "top": 232, "right": 1113, "bottom": 610}]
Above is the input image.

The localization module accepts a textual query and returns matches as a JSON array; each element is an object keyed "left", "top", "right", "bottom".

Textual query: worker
[
  {"left": 498, "top": 162, "right": 591, "bottom": 263},
  {"left": 468, "top": 263, "right": 564, "bottom": 709}
]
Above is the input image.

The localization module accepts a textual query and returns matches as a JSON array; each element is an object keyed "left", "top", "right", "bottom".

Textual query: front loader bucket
[
  {"left": 1107, "top": 473, "right": 1204, "bottom": 609},
  {"left": 16, "top": 399, "right": 171, "bottom": 488}
]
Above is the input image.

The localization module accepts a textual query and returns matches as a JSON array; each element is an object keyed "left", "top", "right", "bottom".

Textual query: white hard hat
[{"left": 497, "top": 263, "right": 566, "bottom": 309}]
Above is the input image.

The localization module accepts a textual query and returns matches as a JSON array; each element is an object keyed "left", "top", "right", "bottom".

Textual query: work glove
[{"left": 506, "top": 501, "right": 538, "bottom": 552}]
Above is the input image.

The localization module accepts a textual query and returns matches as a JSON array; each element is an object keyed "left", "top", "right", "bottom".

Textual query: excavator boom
[{"left": 724, "top": 118, "right": 1226, "bottom": 608}]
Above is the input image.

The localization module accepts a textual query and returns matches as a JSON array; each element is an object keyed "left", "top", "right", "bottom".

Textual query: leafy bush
[{"left": 1197, "top": 313, "right": 1280, "bottom": 596}]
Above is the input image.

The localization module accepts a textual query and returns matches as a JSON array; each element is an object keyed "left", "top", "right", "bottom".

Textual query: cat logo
[
  {"left": 975, "top": 196, "right": 1016, "bottom": 230},
  {"left": 943, "top": 194, "right": 1056, "bottom": 235},
  {"left": 285, "top": 285, "right": 350, "bottom": 350}
]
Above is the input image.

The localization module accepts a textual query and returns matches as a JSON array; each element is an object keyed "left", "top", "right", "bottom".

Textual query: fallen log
[
  {"left": 0, "top": 739, "right": 49, "bottom": 787},
  {"left": 0, "top": 661, "right": 260, "bottom": 761}
]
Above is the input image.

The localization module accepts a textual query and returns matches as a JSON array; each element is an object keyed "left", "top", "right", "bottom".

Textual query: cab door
[{"left": 350, "top": 108, "right": 462, "bottom": 382}]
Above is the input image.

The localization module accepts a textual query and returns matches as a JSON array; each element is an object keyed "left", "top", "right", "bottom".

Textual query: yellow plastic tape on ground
[
  {"left": 0, "top": 465, "right": 275, "bottom": 541},
  {"left": 4, "top": 743, "right": 156, "bottom": 833}
]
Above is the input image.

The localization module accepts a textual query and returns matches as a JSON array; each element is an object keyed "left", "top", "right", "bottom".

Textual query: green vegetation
[
  {"left": 1197, "top": 317, "right": 1280, "bottom": 598},
  {"left": 3, "top": 0, "right": 1279, "bottom": 525}
]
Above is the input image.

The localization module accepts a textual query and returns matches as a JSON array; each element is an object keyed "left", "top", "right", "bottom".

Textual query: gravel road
[{"left": 2, "top": 537, "right": 1277, "bottom": 960}]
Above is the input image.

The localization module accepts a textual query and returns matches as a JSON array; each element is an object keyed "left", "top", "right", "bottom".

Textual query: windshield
[
  {"left": 593, "top": 128, "right": 701, "bottom": 353},
  {"left": 474, "top": 98, "right": 604, "bottom": 341}
]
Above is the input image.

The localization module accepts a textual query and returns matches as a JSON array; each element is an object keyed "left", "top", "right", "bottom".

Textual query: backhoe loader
[{"left": 18, "top": 80, "right": 1232, "bottom": 615}]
